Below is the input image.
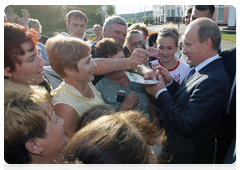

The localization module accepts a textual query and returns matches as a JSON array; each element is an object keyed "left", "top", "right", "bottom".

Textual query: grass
[
  {"left": 221, "top": 32, "right": 236, "bottom": 43},
  {"left": 86, "top": 33, "right": 95, "bottom": 41}
]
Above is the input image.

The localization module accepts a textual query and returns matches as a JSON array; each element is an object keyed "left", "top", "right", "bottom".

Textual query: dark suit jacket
[
  {"left": 215, "top": 48, "right": 236, "bottom": 163},
  {"left": 156, "top": 58, "right": 230, "bottom": 164}
]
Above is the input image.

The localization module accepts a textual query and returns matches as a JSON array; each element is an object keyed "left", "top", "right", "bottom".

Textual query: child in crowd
[{"left": 151, "top": 23, "right": 190, "bottom": 84}]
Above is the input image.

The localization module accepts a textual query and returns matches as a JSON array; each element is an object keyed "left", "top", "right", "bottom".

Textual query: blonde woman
[{"left": 46, "top": 35, "right": 104, "bottom": 139}]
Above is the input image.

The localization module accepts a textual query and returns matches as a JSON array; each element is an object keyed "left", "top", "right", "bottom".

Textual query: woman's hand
[{"left": 117, "top": 92, "right": 139, "bottom": 111}]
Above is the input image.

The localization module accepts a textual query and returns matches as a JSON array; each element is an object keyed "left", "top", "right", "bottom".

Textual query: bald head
[{"left": 188, "top": 18, "right": 221, "bottom": 52}]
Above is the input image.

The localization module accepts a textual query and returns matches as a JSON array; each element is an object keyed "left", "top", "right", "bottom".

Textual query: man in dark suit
[
  {"left": 145, "top": 18, "right": 230, "bottom": 164},
  {"left": 215, "top": 47, "right": 236, "bottom": 163}
]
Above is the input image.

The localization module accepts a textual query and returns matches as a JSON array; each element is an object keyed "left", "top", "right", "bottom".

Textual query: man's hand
[
  {"left": 126, "top": 48, "right": 151, "bottom": 68},
  {"left": 144, "top": 69, "right": 156, "bottom": 80},
  {"left": 155, "top": 65, "right": 172, "bottom": 84},
  {"left": 117, "top": 92, "right": 139, "bottom": 111},
  {"left": 144, "top": 75, "right": 166, "bottom": 97}
]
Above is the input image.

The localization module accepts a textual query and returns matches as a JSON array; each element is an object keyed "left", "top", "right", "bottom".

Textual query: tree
[
  {"left": 127, "top": 18, "right": 132, "bottom": 23},
  {"left": 135, "top": 12, "right": 141, "bottom": 20},
  {"left": 106, "top": 5, "right": 115, "bottom": 16}
]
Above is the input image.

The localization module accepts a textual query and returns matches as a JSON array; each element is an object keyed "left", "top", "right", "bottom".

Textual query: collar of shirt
[{"left": 195, "top": 54, "right": 220, "bottom": 72}]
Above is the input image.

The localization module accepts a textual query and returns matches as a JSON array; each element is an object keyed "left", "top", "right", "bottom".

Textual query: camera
[{"left": 116, "top": 90, "right": 126, "bottom": 102}]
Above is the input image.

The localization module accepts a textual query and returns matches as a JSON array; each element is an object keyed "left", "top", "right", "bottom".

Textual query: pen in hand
[{"left": 141, "top": 43, "right": 152, "bottom": 69}]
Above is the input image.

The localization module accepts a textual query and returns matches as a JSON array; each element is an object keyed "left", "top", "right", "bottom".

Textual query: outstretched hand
[{"left": 126, "top": 48, "right": 151, "bottom": 68}]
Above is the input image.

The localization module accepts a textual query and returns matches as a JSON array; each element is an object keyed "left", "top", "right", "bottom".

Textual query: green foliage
[
  {"left": 127, "top": 18, "right": 132, "bottom": 23},
  {"left": 106, "top": 5, "right": 115, "bottom": 16},
  {"left": 149, "top": 18, "right": 154, "bottom": 24},
  {"left": 9, "top": 5, "right": 115, "bottom": 36}
]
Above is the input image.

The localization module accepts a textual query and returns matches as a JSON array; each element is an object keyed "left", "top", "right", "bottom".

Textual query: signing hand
[
  {"left": 144, "top": 75, "right": 166, "bottom": 97},
  {"left": 155, "top": 65, "right": 172, "bottom": 84}
]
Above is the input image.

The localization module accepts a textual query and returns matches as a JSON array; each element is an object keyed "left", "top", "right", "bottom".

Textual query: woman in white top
[
  {"left": 46, "top": 34, "right": 104, "bottom": 139},
  {"left": 151, "top": 23, "right": 190, "bottom": 84}
]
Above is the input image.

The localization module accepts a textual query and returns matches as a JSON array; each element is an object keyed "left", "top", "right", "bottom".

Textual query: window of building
[
  {"left": 217, "top": 5, "right": 224, "bottom": 22},
  {"left": 171, "top": 9, "right": 175, "bottom": 17}
]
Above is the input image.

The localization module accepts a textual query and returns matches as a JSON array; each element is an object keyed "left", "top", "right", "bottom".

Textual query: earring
[
  {"left": 40, "top": 152, "right": 43, "bottom": 157},
  {"left": 10, "top": 77, "right": 13, "bottom": 81}
]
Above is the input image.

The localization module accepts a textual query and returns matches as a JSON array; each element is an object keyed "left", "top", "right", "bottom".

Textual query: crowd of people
[{"left": 4, "top": 5, "right": 236, "bottom": 165}]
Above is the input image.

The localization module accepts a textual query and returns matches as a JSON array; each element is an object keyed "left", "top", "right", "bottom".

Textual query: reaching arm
[
  {"left": 93, "top": 48, "right": 156, "bottom": 80},
  {"left": 93, "top": 48, "right": 151, "bottom": 75}
]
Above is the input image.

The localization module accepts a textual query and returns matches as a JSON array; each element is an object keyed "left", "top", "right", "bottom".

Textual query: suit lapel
[
  {"left": 173, "top": 58, "right": 222, "bottom": 98},
  {"left": 174, "top": 72, "right": 202, "bottom": 97}
]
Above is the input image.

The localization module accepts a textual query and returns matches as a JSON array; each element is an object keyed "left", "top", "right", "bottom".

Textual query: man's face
[
  {"left": 128, "top": 33, "right": 145, "bottom": 53},
  {"left": 21, "top": 11, "right": 27, "bottom": 17},
  {"left": 6, "top": 7, "right": 12, "bottom": 13},
  {"left": 191, "top": 7, "right": 210, "bottom": 21},
  {"left": 103, "top": 23, "right": 127, "bottom": 45},
  {"left": 66, "top": 18, "right": 87, "bottom": 38},
  {"left": 182, "top": 24, "right": 206, "bottom": 66},
  {"left": 94, "top": 27, "right": 102, "bottom": 38}
]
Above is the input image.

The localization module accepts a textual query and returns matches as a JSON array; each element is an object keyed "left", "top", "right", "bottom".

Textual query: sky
[{"left": 115, "top": 5, "right": 153, "bottom": 15}]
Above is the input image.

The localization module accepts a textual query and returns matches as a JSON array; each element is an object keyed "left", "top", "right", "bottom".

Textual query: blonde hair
[
  {"left": 157, "top": 22, "right": 180, "bottom": 47},
  {"left": 4, "top": 80, "right": 52, "bottom": 163},
  {"left": 127, "top": 23, "right": 149, "bottom": 37},
  {"left": 46, "top": 34, "right": 91, "bottom": 78},
  {"left": 93, "top": 24, "right": 102, "bottom": 31}
]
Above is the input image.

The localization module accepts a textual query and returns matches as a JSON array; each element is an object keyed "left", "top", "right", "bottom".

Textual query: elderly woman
[
  {"left": 28, "top": 18, "right": 49, "bottom": 45},
  {"left": 59, "top": 110, "right": 167, "bottom": 164},
  {"left": 28, "top": 18, "right": 50, "bottom": 65},
  {"left": 46, "top": 34, "right": 104, "bottom": 139},
  {"left": 95, "top": 38, "right": 160, "bottom": 130},
  {"left": 4, "top": 80, "right": 69, "bottom": 164},
  {"left": 4, "top": 23, "right": 51, "bottom": 92}
]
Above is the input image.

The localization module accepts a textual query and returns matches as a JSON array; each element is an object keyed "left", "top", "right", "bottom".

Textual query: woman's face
[
  {"left": 30, "top": 24, "right": 40, "bottom": 33},
  {"left": 72, "top": 54, "right": 97, "bottom": 83},
  {"left": 7, "top": 42, "right": 46, "bottom": 85},
  {"left": 157, "top": 36, "right": 178, "bottom": 63},
  {"left": 38, "top": 106, "right": 69, "bottom": 163}
]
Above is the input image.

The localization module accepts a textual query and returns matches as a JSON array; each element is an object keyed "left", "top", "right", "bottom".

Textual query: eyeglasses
[
  {"left": 130, "top": 41, "right": 144, "bottom": 48},
  {"left": 31, "top": 25, "right": 40, "bottom": 28}
]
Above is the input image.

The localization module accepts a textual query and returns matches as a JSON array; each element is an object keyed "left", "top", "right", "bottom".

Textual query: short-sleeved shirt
[
  {"left": 51, "top": 81, "right": 104, "bottom": 117},
  {"left": 95, "top": 76, "right": 152, "bottom": 120}
]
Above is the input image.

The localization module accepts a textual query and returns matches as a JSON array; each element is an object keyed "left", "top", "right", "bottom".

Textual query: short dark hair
[
  {"left": 186, "top": 7, "right": 193, "bottom": 14},
  {"left": 194, "top": 5, "right": 215, "bottom": 18},
  {"left": 77, "top": 104, "right": 115, "bottom": 130},
  {"left": 95, "top": 38, "right": 123, "bottom": 58},
  {"left": 4, "top": 23, "right": 38, "bottom": 77},
  {"left": 66, "top": 10, "right": 88, "bottom": 24},
  {"left": 148, "top": 32, "right": 158, "bottom": 47}
]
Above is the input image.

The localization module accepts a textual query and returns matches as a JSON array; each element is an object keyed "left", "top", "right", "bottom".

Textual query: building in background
[
  {"left": 153, "top": 5, "right": 236, "bottom": 28},
  {"left": 213, "top": 5, "right": 236, "bottom": 27}
]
